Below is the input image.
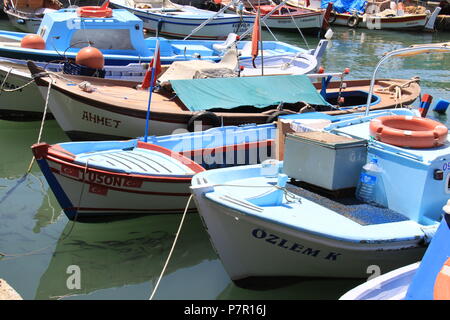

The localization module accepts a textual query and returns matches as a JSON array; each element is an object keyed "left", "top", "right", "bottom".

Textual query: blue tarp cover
[
  {"left": 321, "top": 0, "right": 367, "bottom": 14},
  {"left": 170, "top": 75, "right": 330, "bottom": 112}
]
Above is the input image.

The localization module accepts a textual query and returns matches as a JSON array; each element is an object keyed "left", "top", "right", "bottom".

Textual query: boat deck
[
  {"left": 73, "top": 146, "right": 196, "bottom": 176},
  {"left": 286, "top": 182, "right": 409, "bottom": 226}
]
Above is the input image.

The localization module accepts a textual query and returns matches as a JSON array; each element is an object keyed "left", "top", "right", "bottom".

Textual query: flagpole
[
  {"left": 259, "top": 6, "right": 263, "bottom": 76},
  {"left": 143, "top": 40, "right": 160, "bottom": 143}
]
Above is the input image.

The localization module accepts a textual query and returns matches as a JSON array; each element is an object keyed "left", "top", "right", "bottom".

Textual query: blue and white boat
[
  {"left": 0, "top": 6, "right": 303, "bottom": 66},
  {"left": 31, "top": 123, "right": 275, "bottom": 221},
  {"left": 340, "top": 200, "right": 450, "bottom": 300},
  {"left": 189, "top": 43, "right": 450, "bottom": 282},
  {"left": 110, "top": 0, "right": 254, "bottom": 39}
]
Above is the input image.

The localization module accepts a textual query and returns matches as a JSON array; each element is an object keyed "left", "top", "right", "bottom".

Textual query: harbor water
[{"left": 0, "top": 16, "right": 449, "bottom": 299}]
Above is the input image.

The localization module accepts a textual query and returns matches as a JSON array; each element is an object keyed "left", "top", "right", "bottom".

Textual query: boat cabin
[
  {"left": 36, "top": 8, "right": 151, "bottom": 56},
  {"left": 280, "top": 109, "right": 450, "bottom": 227}
]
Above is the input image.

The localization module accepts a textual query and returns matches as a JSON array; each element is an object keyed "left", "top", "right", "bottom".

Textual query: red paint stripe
[{"left": 46, "top": 155, "right": 195, "bottom": 183}]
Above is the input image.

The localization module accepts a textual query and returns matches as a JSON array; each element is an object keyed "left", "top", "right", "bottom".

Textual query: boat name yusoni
[
  {"left": 85, "top": 172, "right": 143, "bottom": 188},
  {"left": 81, "top": 111, "right": 121, "bottom": 128},
  {"left": 252, "top": 228, "right": 342, "bottom": 261},
  {"left": 61, "top": 165, "right": 143, "bottom": 188}
]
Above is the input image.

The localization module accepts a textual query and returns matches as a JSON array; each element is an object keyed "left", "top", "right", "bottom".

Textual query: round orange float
[
  {"left": 369, "top": 115, "right": 448, "bottom": 149},
  {"left": 434, "top": 257, "right": 450, "bottom": 300},
  {"left": 20, "top": 34, "right": 45, "bottom": 50},
  {"left": 77, "top": 3, "right": 113, "bottom": 18},
  {"left": 76, "top": 47, "right": 104, "bottom": 70}
]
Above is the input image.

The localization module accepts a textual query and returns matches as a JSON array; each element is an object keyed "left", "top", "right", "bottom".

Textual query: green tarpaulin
[{"left": 170, "top": 75, "right": 330, "bottom": 112}]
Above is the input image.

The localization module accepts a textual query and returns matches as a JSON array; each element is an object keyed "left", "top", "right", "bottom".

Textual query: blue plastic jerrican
[{"left": 355, "top": 158, "right": 387, "bottom": 207}]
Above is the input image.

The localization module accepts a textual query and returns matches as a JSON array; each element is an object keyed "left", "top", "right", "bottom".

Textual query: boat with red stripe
[{"left": 32, "top": 123, "right": 275, "bottom": 221}]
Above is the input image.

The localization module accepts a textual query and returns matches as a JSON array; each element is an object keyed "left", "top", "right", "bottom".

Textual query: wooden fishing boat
[
  {"left": 32, "top": 123, "right": 275, "bottom": 220},
  {"left": 287, "top": 0, "right": 441, "bottom": 31},
  {"left": 110, "top": 0, "right": 255, "bottom": 39},
  {"left": 0, "top": 39, "right": 327, "bottom": 120},
  {"left": 28, "top": 61, "right": 421, "bottom": 141},
  {"left": 222, "top": 0, "right": 323, "bottom": 31},
  {"left": 3, "top": 0, "right": 62, "bottom": 33}
]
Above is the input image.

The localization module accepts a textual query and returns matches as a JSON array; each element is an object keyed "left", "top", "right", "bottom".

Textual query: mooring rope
[
  {"left": 149, "top": 194, "right": 193, "bottom": 300},
  {"left": 26, "top": 77, "right": 54, "bottom": 173}
]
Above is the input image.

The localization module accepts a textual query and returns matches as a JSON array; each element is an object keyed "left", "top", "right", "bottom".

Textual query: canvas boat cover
[
  {"left": 321, "top": 0, "right": 367, "bottom": 14},
  {"left": 170, "top": 75, "right": 330, "bottom": 112}
]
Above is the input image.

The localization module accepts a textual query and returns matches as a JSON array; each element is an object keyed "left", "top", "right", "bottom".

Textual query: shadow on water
[{"left": 34, "top": 213, "right": 217, "bottom": 299}]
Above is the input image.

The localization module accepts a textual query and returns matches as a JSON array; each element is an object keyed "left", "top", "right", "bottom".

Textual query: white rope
[
  {"left": 243, "top": 0, "right": 278, "bottom": 41},
  {"left": 285, "top": 6, "right": 309, "bottom": 50},
  {"left": 149, "top": 194, "right": 193, "bottom": 300},
  {"left": 183, "top": 0, "right": 239, "bottom": 40},
  {"left": 26, "top": 76, "right": 54, "bottom": 173}
]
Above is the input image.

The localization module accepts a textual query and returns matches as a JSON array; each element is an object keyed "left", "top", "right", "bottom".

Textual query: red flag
[
  {"left": 141, "top": 42, "right": 162, "bottom": 89},
  {"left": 251, "top": 9, "right": 261, "bottom": 68}
]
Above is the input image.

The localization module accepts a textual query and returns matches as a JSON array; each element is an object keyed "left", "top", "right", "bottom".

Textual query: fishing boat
[
  {"left": 287, "top": 0, "right": 441, "bottom": 31},
  {"left": 28, "top": 60, "right": 420, "bottom": 140},
  {"left": 31, "top": 123, "right": 276, "bottom": 220},
  {"left": 110, "top": 0, "right": 254, "bottom": 39},
  {"left": 189, "top": 43, "right": 450, "bottom": 282},
  {"left": 0, "top": 4, "right": 302, "bottom": 65},
  {"left": 340, "top": 200, "right": 450, "bottom": 300},
  {"left": 3, "top": 0, "right": 62, "bottom": 33},
  {"left": 190, "top": 106, "right": 446, "bottom": 281},
  {"left": 221, "top": 0, "right": 324, "bottom": 31},
  {"left": 0, "top": 38, "right": 327, "bottom": 120}
]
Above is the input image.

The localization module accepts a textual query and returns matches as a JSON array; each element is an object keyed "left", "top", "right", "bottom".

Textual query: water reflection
[{"left": 35, "top": 213, "right": 216, "bottom": 299}]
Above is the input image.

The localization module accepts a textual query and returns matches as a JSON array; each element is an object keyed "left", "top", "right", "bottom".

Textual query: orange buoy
[
  {"left": 77, "top": 1, "right": 113, "bottom": 18},
  {"left": 434, "top": 258, "right": 450, "bottom": 300},
  {"left": 370, "top": 115, "right": 448, "bottom": 149},
  {"left": 20, "top": 34, "right": 45, "bottom": 50},
  {"left": 75, "top": 47, "right": 104, "bottom": 70}
]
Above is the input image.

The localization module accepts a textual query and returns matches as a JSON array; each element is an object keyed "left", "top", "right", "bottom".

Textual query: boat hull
[
  {"left": 191, "top": 188, "right": 427, "bottom": 280},
  {"left": 0, "top": 62, "right": 48, "bottom": 120},
  {"left": 339, "top": 262, "right": 419, "bottom": 300},
  {"left": 248, "top": 11, "right": 322, "bottom": 30},
  {"left": 5, "top": 9, "right": 41, "bottom": 33},
  {"left": 331, "top": 13, "right": 429, "bottom": 30},
  {"left": 35, "top": 77, "right": 420, "bottom": 141},
  {"left": 33, "top": 145, "right": 197, "bottom": 220},
  {"left": 111, "top": 3, "right": 254, "bottom": 39}
]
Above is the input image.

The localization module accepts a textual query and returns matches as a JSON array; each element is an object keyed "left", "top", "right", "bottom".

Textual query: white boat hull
[
  {"left": 5, "top": 10, "right": 41, "bottom": 33},
  {"left": 0, "top": 63, "right": 47, "bottom": 120},
  {"left": 111, "top": 2, "right": 253, "bottom": 39},
  {"left": 332, "top": 13, "right": 429, "bottom": 30},
  {"left": 38, "top": 86, "right": 185, "bottom": 139},
  {"left": 259, "top": 11, "right": 322, "bottom": 29},
  {"left": 41, "top": 154, "right": 196, "bottom": 219},
  {"left": 339, "top": 262, "right": 419, "bottom": 300},
  {"left": 191, "top": 188, "right": 426, "bottom": 280}
]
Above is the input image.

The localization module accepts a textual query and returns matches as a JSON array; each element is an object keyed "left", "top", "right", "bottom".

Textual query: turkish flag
[
  {"left": 89, "top": 184, "right": 108, "bottom": 196},
  {"left": 61, "top": 165, "right": 79, "bottom": 178},
  {"left": 141, "top": 41, "right": 162, "bottom": 89},
  {"left": 251, "top": 9, "right": 261, "bottom": 68},
  {"left": 123, "top": 178, "right": 143, "bottom": 188}
]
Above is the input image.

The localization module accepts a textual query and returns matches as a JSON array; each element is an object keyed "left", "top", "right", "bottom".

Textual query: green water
[{"left": 0, "top": 16, "right": 449, "bottom": 300}]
